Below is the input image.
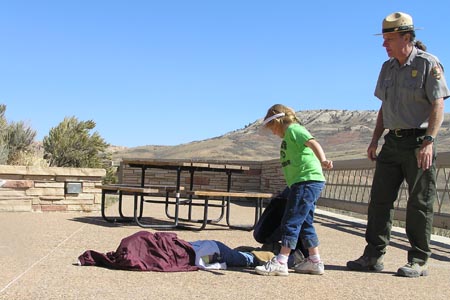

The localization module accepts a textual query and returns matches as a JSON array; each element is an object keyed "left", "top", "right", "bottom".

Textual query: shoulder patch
[{"left": 431, "top": 65, "right": 442, "bottom": 80}]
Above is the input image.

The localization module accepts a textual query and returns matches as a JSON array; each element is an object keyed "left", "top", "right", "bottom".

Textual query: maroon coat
[{"left": 78, "top": 231, "right": 198, "bottom": 272}]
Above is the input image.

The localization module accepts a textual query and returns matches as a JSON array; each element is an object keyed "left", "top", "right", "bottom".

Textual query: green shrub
[
  {"left": 0, "top": 104, "right": 37, "bottom": 165},
  {"left": 103, "top": 166, "right": 118, "bottom": 184},
  {"left": 43, "top": 116, "right": 109, "bottom": 168}
]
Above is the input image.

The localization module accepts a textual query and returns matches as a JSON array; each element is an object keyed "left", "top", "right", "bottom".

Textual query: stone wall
[
  {"left": 0, "top": 158, "right": 286, "bottom": 212},
  {"left": 260, "top": 158, "right": 286, "bottom": 194},
  {"left": 0, "top": 165, "right": 106, "bottom": 212}
]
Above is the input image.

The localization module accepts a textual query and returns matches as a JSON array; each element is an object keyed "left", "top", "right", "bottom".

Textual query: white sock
[
  {"left": 309, "top": 254, "right": 321, "bottom": 263},
  {"left": 276, "top": 254, "right": 289, "bottom": 264}
]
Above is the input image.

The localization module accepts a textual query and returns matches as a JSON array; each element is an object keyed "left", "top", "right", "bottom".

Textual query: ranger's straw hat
[{"left": 375, "top": 12, "right": 421, "bottom": 35}]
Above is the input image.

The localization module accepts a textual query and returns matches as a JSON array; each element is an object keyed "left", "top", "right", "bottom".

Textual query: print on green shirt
[{"left": 280, "top": 123, "right": 325, "bottom": 187}]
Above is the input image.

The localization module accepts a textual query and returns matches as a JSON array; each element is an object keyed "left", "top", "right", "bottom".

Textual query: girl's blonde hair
[{"left": 263, "top": 104, "right": 301, "bottom": 128}]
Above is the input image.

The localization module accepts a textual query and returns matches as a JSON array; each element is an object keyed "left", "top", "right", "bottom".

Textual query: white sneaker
[
  {"left": 294, "top": 258, "right": 325, "bottom": 275},
  {"left": 255, "top": 257, "right": 289, "bottom": 276}
]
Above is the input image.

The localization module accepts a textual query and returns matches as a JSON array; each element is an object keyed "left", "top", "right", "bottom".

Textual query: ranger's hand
[
  {"left": 417, "top": 142, "right": 433, "bottom": 170},
  {"left": 367, "top": 141, "right": 378, "bottom": 162}
]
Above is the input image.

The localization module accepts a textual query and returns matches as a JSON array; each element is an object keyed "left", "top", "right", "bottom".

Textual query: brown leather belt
[{"left": 388, "top": 128, "right": 427, "bottom": 137}]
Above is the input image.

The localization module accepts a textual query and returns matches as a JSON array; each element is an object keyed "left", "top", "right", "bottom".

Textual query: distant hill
[{"left": 111, "top": 109, "right": 450, "bottom": 162}]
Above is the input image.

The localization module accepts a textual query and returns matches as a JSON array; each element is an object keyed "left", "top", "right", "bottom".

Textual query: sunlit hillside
[{"left": 111, "top": 110, "right": 450, "bottom": 162}]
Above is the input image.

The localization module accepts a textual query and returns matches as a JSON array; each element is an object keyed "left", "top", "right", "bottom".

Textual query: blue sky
[{"left": 1, "top": 0, "right": 449, "bottom": 147}]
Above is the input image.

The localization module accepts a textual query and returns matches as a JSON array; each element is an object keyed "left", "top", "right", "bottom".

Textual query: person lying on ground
[{"left": 77, "top": 231, "right": 302, "bottom": 272}]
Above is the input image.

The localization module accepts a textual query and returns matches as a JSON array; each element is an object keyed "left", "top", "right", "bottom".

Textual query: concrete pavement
[{"left": 1, "top": 198, "right": 449, "bottom": 300}]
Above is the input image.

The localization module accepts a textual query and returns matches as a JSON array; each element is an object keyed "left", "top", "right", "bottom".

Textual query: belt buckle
[{"left": 394, "top": 129, "right": 403, "bottom": 137}]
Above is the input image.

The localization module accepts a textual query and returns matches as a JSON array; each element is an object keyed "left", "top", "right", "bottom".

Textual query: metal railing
[{"left": 320, "top": 152, "right": 450, "bottom": 229}]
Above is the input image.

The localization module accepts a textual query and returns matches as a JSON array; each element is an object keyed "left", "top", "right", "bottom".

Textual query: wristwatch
[{"left": 423, "top": 135, "right": 435, "bottom": 143}]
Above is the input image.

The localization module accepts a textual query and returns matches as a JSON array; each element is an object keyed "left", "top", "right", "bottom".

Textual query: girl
[{"left": 255, "top": 104, "right": 333, "bottom": 276}]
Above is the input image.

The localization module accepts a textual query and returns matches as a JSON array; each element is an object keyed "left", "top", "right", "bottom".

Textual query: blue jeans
[
  {"left": 214, "top": 241, "right": 255, "bottom": 267},
  {"left": 280, "top": 181, "right": 325, "bottom": 250},
  {"left": 253, "top": 186, "right": 308, "bottom": 258}
]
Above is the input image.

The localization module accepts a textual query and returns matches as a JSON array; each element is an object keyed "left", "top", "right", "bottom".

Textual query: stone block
[
  {"left": 83, "top": 187, "right": 101, "bottom": 193},
  {"left": 82, "top": 182, "right": 96, "bottom": 188},
  {"left": 39, "top": 196, "right": 65, "bottom": 201},
  {"left": 94, "top": 193, "right": 103, "bottom": 204},
  {"left": 0, "top": 189, "right": 28, "bottom": 197},
  {"left": 40, "top": 204, "right": 68, "bottom": 212},
  {"left": 34, "top": 182, "right": 65, "bottom": 188},
  {"left": 0, "top": 199, "right": 32, "bottom": 212},
  {"left": 64, "top": 193, "right": 95, "bottom": 200},
  {"left": 26, "top": 188, "right": 65, "bottom": 197},
  {"left": 24, "top": 175, "right": 54, "bottom": 181},
  {"left": 0, "top": 180, "right": 33, "bottom": 189}
]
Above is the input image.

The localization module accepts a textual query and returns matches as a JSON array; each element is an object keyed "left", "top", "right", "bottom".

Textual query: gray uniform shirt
[{"left": 374, "top": 47, "right": 450, "bottom": 129}]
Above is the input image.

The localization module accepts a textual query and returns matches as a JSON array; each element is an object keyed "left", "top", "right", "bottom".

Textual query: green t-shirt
[{"left": 280, "top": 123, "right": 325, "bottom": 187}]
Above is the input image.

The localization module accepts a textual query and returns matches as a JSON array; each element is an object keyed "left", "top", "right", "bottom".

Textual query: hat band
[
  {"left": 262, "top": 112, "right": 285, "bottom": 126},
  {"left": 382, "top": 25, "right": 414, "bottom": 33}
]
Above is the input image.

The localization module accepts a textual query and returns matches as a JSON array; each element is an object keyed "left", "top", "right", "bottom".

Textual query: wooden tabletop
[
  {"left": 186, "top": 189, "right": 274, "bottom": 198},
  {"left": 95, "top": 184, "right": 161, "bottom": 194},
  {"left": 122, "top": 158, "right": 250, "bottom": 171}
]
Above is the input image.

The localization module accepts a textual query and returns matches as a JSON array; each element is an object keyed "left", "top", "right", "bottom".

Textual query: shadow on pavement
[
  {"left": 315, "top": 212, "right": 450, "bottom": 262},
  {"left": 69, "top": 216, "right": 234, "bottom": 231}
]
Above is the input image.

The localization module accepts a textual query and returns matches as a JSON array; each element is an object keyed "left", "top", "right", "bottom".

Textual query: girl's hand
[{"left": 321, "top": 160, "right": 333, "bottom": 169}]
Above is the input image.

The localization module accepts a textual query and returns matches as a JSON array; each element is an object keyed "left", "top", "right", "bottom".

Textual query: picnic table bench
[
  {"left": 96, "top": 184, "right": 184, "bottom": 228},
  {"left": 184, "top": 189, "right": 275, "bottom": 231}
]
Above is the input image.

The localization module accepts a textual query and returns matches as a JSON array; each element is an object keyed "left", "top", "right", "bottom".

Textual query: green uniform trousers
[{"left": 363, "top": 133, "right": 437, "bottom": 264}]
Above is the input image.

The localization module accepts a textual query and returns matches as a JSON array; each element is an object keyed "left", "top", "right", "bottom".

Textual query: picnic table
[{"left": 97, "top": 159, "right": 274, "bottom": 230}]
